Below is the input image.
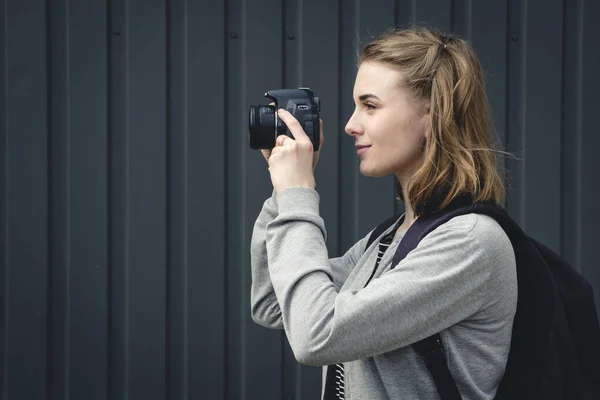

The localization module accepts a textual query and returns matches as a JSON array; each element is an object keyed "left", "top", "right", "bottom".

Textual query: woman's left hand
[{"left": 268, "top": 108, "right": 317, "bottom": 193}]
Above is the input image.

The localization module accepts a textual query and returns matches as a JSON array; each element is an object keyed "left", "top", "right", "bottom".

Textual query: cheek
[
  {"left": 376, "top": 116, "right": 426, "bottom": 168},
  {"left": 381, "top": 116, "right": 424, "bottom": 150}
]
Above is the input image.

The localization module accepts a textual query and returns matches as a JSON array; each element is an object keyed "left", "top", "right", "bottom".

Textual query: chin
[{"left": 359, "top": 163, "right": 387, "bottom": 177}]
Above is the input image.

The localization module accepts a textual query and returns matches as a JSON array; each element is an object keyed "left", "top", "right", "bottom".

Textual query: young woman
[{"left": 250, "top": 27, "right": 517, "bottom": 400}]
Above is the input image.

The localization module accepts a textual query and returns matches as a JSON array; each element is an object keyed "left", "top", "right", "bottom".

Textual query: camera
[{"left": 248, "top": 88, "right": 321, "bottom": 151}]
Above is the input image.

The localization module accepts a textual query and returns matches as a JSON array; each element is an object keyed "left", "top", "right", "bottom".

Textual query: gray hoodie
[{"left": 250, "top": 187, "right": 517, "bottom": 400}]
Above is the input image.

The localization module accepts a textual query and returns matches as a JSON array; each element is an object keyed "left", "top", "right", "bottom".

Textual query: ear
[
  {"left": 420, "top": 110, "right": 431, "bottom": 140},
  {"left": 421, "top": 98, "right": 431, "bottom": 115},
  {"left": 420, "top": 97, "right": 432, "bottom": 139}
]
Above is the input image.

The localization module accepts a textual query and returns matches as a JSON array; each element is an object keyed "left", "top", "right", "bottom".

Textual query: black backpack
[{"left": 366, "top": 199, "right": 600, "bottom": 400}]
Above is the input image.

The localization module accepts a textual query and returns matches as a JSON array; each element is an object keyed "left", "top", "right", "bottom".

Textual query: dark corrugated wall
[{"left": 0, "top": 0, "right": 598, "bottom": 399}]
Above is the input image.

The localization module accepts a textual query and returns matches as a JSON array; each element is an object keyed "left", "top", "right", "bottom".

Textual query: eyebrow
[{"left": 358, "top": 94, "right": 380, "bottom": 101}]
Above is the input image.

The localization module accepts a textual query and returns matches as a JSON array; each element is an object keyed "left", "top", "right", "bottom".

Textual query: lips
[
  {"left": 356, "top": 145, "right": 371, "bottom": 157},
  {"left": 355, "top": 145, "right": 371, "bottom": 149}
]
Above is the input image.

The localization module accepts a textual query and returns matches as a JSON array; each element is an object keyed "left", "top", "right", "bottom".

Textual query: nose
[{"left": 344, "top": 112, "right": 363, "bottom": 137}]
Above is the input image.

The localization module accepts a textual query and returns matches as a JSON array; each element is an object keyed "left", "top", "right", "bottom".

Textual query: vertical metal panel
[
  {"left": 127, "top": 1, "right": 168, "bottom": 399},
  {"left": 396, "top": 0, "right": 415, "bottom": 25},
  {"left": 0, "top": 0, "right": 6, "bottom": 396},
  {"left": 506, "top": 0, "right": 526, "bottom": 227},
  {"left": 110, "top": 0, "right": 168, "bottom": 398},
  {"left": 520, "top": 0, "right": 563, "bottom": 251},
  {"left": 414, "top": 0, "right": 452, "bottom": 32},
  {"left": 0, "top": 0, "right": 599, "bottom": 399},
  {"left": 48, "top": 1, "right": 71, "bottom": 397},
  {"left": 506, "top": 0, "right": 564, "bottom": 252},
  {"left": 579, "top": 0, "right": 600, "bottom": 307},
  {"left": 226, "top": 1, "right": 285, "bottom": 399},
  {"left": 3, "top": 1, "right": 48, "bottom": 399},
  {"left": 107, "top": 0, "right": 131, "bottom": 397},
  {"left": 168, "top": 0, "right": 227, "bottom": 399},
  {"left": 48, "top": 1, "right": 109, "bottom": 400},
  {"left": 225, "top": 1, "right": 250, "bottom": 399},
  {"left": 561, "top": 0, "right": 584, "bottom": 273},
  {"left": 66, "top": 1, "right": 110, "bottom": 395},
  {"left": 467, "top": 0, "right": 509, "bottom": 150},
  {"left": 167, "top": 1, "right": 188, "bottom": 398}
]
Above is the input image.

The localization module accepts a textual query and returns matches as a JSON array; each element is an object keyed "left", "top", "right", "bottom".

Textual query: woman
[{"left": 250, "top": 27, "right": 517, "bottom": 400}]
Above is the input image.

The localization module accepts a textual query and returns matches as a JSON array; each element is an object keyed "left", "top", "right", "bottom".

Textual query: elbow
[
  {"left": 250, "top": 302, "right": 283, "bottom": 330},
  {"left": 288, "top": 311, "right": 339, "bottom": 366},
  {"left": 292, "top": 347, "right": 330, "bottom": 367},
  {"left": 289, "top": 339, "right": 333, "bottom": 366},
  {"left": 251, "top": 312, "right": 283, "bottom": 330},
  {"left": 293, "top": 349, "right": 320, "bottom": 366}
]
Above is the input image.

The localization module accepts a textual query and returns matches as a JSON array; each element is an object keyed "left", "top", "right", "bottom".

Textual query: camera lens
[{"left": 248, "top": 105, "right": 278, "bottom": 149}]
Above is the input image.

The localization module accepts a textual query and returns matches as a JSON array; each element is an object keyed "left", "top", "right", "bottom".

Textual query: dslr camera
[{"left": 248, "top": 88, "right": 321, "bottom": 151}]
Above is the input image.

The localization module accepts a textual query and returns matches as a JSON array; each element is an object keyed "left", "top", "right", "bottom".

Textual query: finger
[
  {"left": 276, "top": 134, "right": 289, "bottom": 147},
  {"left": 277, "top": 109, "right": 310, "bottom": 144},
  {"left": 319, "top": 119, "right": 324, "bottom": 147},
  {"left": 270, "top": 145, "right": 281, "bottom": 157}
]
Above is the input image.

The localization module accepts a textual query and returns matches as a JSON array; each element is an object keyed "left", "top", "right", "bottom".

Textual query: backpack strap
[
  {"left": 412, "top": 334, "right": 463, "bottom": 400},
  {"left": 391, "top": 196, "right": 478, "bottom": 268},
  {"left": 365, "top": 214, "right": 402, "bottom": 249},
  {"left": 388, "top": 195, "right": 480, "bottom": 400},
  {"left": 367, "top": 211, "right": 463, "bottom": 400}
]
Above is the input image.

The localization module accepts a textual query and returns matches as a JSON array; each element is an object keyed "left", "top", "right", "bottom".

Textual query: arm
[
  {"left": 265, "top": 187, "right": 513, "bottom": 366},
  {"left": 250, "top": 190, "right": 282, "bottom": 329},
  {"left": 250, "top": 191, "right": 370, "bottom": 329}
]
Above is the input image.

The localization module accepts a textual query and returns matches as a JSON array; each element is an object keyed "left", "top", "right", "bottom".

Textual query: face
[{"left": 345, "top": 61, "right": 429, "bottom": 180}]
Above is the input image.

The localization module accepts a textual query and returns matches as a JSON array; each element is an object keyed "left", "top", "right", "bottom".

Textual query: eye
[{"left": 363, "top": 102, "right": 377, "bottom": 111}]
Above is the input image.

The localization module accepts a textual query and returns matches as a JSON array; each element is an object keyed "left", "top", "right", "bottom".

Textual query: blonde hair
[{"left": 359, "top": 27, "right": 507, "bottom": 216}]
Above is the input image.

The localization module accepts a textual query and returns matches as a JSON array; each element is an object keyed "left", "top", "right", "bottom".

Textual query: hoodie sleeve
[
  {"left": 250, "top": 190, "right": 283, "bottom": 329},
  {"left": 250, "top": 190, "right": 370, "bottom": 329}
]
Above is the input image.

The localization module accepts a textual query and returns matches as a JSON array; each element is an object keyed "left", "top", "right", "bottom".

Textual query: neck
[{"left": 397, "top": 173, "right": 417, "bottom": 230}]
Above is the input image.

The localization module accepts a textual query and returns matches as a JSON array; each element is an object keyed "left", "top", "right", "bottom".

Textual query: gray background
[{"left": 1, "top": 0, "right": 599, "bottom": 399}]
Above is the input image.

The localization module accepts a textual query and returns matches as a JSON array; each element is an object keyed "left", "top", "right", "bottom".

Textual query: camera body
[{"left": 248, "top": 88, "right": 321, "bottom": 151}]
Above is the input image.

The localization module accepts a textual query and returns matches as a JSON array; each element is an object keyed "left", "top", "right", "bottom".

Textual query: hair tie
[{"left": 440, "top": 34, "right": 451, "bottom": 50}]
